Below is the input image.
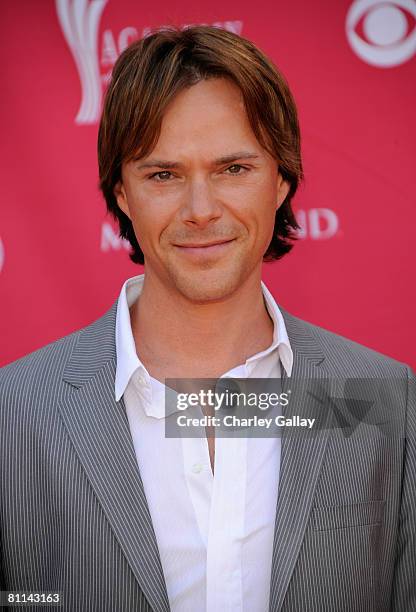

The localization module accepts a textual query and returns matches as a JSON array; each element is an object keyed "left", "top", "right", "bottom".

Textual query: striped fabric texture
[{"left": 1, "top": 300, "right": 415, "bottom": 611}]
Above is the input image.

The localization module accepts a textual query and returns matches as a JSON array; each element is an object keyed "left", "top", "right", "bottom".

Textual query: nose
[{"left": 179, "top": 177, "right": 223, "bottom": 228}]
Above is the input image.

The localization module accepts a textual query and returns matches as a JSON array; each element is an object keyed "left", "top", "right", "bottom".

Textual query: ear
[
  {"left": 276, "top": 171, "right": 290, "bottom": 211},
  {"left": 113, "top": 180, "right": 131, "bottom": 220}
]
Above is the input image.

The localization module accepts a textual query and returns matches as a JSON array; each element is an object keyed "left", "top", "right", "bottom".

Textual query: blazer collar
[
  {"left": 63, "top": 300, "right": 119, "bottom": 388},
  {"left": 279, "top": 306, "right": 326, "bottom": 367},
  {"left": 63, "top": 299, "right": 327, "bottom": 388}
]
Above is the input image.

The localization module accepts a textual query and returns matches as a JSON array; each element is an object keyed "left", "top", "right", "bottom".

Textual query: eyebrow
[{"left": 134, "top": 151, "right": 260, "bottom": 170}]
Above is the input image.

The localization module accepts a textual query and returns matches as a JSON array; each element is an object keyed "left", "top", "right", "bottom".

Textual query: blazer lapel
[
  {"left": 269, "top": 309, "right": 334, "bottom": 612},
  {"left": 58, "top": 302, "right": 170, "bottom": 612}
]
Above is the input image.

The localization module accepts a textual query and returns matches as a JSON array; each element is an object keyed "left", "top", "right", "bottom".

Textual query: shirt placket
[{"left": 206, "top": 432, "right": 248, "bottom": 611}]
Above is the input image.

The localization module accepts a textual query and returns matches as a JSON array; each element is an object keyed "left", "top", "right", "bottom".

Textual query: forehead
[{"left": 149, "top": 78, "right": 266, "bottom": 159}]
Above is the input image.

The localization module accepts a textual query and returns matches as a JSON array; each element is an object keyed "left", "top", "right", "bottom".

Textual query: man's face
[{"left": 114, "top": 78, "right": 290, "bottom": 303}]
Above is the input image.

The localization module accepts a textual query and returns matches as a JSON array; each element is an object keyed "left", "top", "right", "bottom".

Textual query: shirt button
[{"left": 191, "top": 463, "right": 203, "bottom": 474}]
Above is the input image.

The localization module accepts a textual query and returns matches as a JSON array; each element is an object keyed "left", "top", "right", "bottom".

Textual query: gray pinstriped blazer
[{"left": 0, "top": 300, "right": 415, "bottom": 611}]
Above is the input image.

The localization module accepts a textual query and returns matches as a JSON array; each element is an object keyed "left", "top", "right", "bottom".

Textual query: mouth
[{"left": 173, "top": 238, "right": 236, "bottom": 256}]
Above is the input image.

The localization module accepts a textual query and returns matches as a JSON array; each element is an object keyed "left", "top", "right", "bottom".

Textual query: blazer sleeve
[{"left": 390, "top": 365, "right": 416, "bottom": 611}]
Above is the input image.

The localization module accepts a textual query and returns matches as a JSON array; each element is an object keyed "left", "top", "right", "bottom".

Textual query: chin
[{"left": 168, "top": 268, "right": 244, "bottom": 304}]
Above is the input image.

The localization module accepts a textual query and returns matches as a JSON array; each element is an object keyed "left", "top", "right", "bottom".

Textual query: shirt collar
[
  {"left": 115, "top": 274, "right": 147, "bottom": 402},
  {"left": 255, "top": 280, "right": 293, "bottom": 377},
  {"left": 115, "top": 273, "right": 293, "bottom": 402}
]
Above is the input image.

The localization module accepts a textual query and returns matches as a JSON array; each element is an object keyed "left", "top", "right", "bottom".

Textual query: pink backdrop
[{"left": 1, "top": 0, "right": 415, "bottom": 368}]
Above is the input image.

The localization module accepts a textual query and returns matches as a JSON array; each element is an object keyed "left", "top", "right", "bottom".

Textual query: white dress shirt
[{"left": 115, "top": 274, "right": 293, "bottom": 612}]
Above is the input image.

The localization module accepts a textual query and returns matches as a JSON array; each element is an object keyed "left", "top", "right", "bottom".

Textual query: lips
[
  {"left": 173, "top": 238, "right": 235, "bottom": 257},
  {"left": 174, "top": 239, "right": 234, "bottom": 248}
]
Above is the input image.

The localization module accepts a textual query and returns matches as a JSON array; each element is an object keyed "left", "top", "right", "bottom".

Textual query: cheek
[
  {"left": 233, "top": 181, "right": 278, "bottom": 230},
  {"left": 127, "top": 192, "right": 176, "bottom": 247},
  {"left": 244, "top": 196, "right": 278, "bottom": 252},
  {"left": 255, "top": 208, "right": 277, "bottom": 248}
]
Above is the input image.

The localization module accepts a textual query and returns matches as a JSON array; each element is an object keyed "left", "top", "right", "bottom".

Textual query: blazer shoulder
[{"left": 283, "top": 309, "right": 411, "bottom": 378}]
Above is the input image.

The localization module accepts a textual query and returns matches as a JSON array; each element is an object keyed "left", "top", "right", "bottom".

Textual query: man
[{"left": 0, "top": 26, "right": 414, "bottom": 612}]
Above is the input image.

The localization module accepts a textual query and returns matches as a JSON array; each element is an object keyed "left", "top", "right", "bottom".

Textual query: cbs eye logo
[{"left": 346, "top": 0, "right": 416, "bottom": 67}]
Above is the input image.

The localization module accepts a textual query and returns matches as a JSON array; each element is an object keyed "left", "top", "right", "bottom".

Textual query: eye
[
  {"left": 149, "top": 171, "right": 173, "bottom": 181},
  {"left": 225, "top": 164, "right": 247, "bottom": 175}
]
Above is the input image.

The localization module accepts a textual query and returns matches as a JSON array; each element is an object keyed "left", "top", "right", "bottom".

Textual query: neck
[{"left": 129, "top": 269, "right": 274, "bottom": 379}]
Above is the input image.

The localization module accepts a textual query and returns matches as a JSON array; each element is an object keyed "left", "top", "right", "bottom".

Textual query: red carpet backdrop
[{"left": 1, "top": 0, "right": 415, "bottom": 367}]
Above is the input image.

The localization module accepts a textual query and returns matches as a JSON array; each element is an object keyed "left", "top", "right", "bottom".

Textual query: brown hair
[{"left": 98, "top": 25, "right": 303, "bottom": 264}]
